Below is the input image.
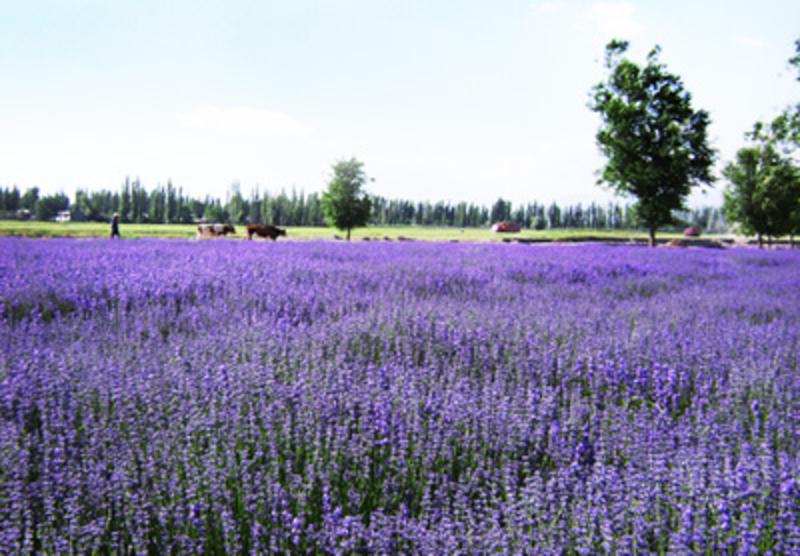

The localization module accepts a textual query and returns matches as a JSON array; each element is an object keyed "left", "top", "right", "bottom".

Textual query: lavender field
[{"left": 1, "top": 238, "right": 799, "bottom": 554}]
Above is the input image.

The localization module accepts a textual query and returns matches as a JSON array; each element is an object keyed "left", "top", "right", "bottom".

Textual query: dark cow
[
  {"left": 197, "top": 223, "right": 236, "bottom": 239},
  {"left": 246, "top": 224, "right": 287, "bottom": 241}
]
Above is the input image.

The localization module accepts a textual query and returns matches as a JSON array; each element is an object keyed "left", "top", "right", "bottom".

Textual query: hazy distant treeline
[{"left": 0, "top": 180, "right": 728, "bottom": 232}]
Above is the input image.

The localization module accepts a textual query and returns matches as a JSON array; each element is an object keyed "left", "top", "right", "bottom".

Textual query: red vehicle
[
  {"left": 491, "top": 221, "right": 522, "bottom": 233},
  {"left": 683, "top": 226, "right": 701, "bottom": 237}
]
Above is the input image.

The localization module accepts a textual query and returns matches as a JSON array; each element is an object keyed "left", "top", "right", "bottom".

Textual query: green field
[{"left": 0, "top": 219, "right": 704, "bottom": 243}]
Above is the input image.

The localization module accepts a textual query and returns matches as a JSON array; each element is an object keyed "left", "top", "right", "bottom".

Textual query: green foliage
[
  {"left": 751, "top": 38, "right": 800, "bottom": 149},
  {"left": 321, "top": 158, "right": 373, "bottom": 240},
  {"left": 227, "top": 183, "right": 247, "bottom": 224},
  {"left": 490, "top": 198, "right": 512, "bottom": 223},
  {"left": 590, "top": 40, "right": 715, "bottom": 245},
  {"left": 34, "top": 192, "right": 70, "bottom": 221},
  {"left": 722, "top": 143, "right": 800, "bottom": 244},
  {"left": 21, "top": 186, "right": 40, "bottom": 211},
  {"left": 0, "top": 186, "right": 21, "bottom": 214},
  {"left": 773, "top": 38, "right": 800, "bottom": 146},
  {"left": 74, "top": 188, "right": 121, "bottom": 222},
  {"left": 202, "top": 201, "right": 229, "bottom": 224},
  {"left": 733, "top": 38, "right": 800, "bottom": 243}
]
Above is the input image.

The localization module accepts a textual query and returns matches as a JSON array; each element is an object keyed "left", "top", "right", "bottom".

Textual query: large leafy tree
[
  {"left": 322, "top": 158, "right": 372, "bottom": 240},
  {"left": 590, "top": 40, "right": 715, "bottom": 246},
  {"left": 722, "top": 144, "right": 800, "bottom": 247}
]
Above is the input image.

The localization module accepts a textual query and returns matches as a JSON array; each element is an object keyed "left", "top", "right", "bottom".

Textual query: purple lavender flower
[{"left": 0, "top": 238, "right": 798, "bottom": 552}]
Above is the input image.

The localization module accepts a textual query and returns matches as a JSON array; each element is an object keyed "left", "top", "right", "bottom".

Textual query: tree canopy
[
  {"left": 590, "top": 40, "right": 715, "bottom": 245},
  {"left": 321, "top": 158, "right": 373, "bottom": 240},
  {"left": 723, "top": 143, "right": 800, "bottom": 246}
]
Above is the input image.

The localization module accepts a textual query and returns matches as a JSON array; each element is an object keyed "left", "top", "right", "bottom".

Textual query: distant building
[{"left": 55, "top": 210, "right": 71, "bottom": 223}]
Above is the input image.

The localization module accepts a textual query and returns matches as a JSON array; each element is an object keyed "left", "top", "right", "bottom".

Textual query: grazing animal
[
  {"left": 197, "top": 223, "right": 236, "bottom": 239},
  {"left": 246, "top": 224, "right": 287, "bottom": 241}
]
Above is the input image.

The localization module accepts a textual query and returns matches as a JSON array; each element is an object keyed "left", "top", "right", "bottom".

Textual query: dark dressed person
[{"left": 110, "top": 213, "right": 121, "bottom": 239}]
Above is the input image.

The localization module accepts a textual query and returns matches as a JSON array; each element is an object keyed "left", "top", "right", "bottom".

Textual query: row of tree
[{"left": 0, "top": 181, "right": 727, "bottom": 232}]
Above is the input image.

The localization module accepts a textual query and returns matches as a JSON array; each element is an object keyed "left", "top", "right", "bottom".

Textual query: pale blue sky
[{"left": 1, "top": 0, "right": 798, "bottom": 207}]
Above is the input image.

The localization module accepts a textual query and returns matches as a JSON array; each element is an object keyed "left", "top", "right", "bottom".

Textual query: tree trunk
[
  {"left": 758, "top": 232, "right": 763, "bottom": 248},
  {"left": 346, "top": 227, "right": 351, "bottom": 241},
  {"left": 648, "top": 227, "right": 656, "bottom": 247}
]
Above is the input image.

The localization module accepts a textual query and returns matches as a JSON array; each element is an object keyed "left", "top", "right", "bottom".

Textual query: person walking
[{"left": 110, "top": 212, "right": 121, "bottom": 239}]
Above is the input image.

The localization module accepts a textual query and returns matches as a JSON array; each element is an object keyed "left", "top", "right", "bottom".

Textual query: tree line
[{"left": 0, "top": 180, "right": 727, "bottom": 232}]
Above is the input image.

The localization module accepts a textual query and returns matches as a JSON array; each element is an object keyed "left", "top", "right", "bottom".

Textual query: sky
[{"left": 1, "top": 0, "right": 798, "bottom": 208}]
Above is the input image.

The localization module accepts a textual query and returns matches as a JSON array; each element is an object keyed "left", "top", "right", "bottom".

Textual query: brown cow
[
  {"left": 246, "top": 224, "right": 287, "bottom": 241},
  {"left": 197, "top": 223, "right": 236, "bottom": 239}
]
